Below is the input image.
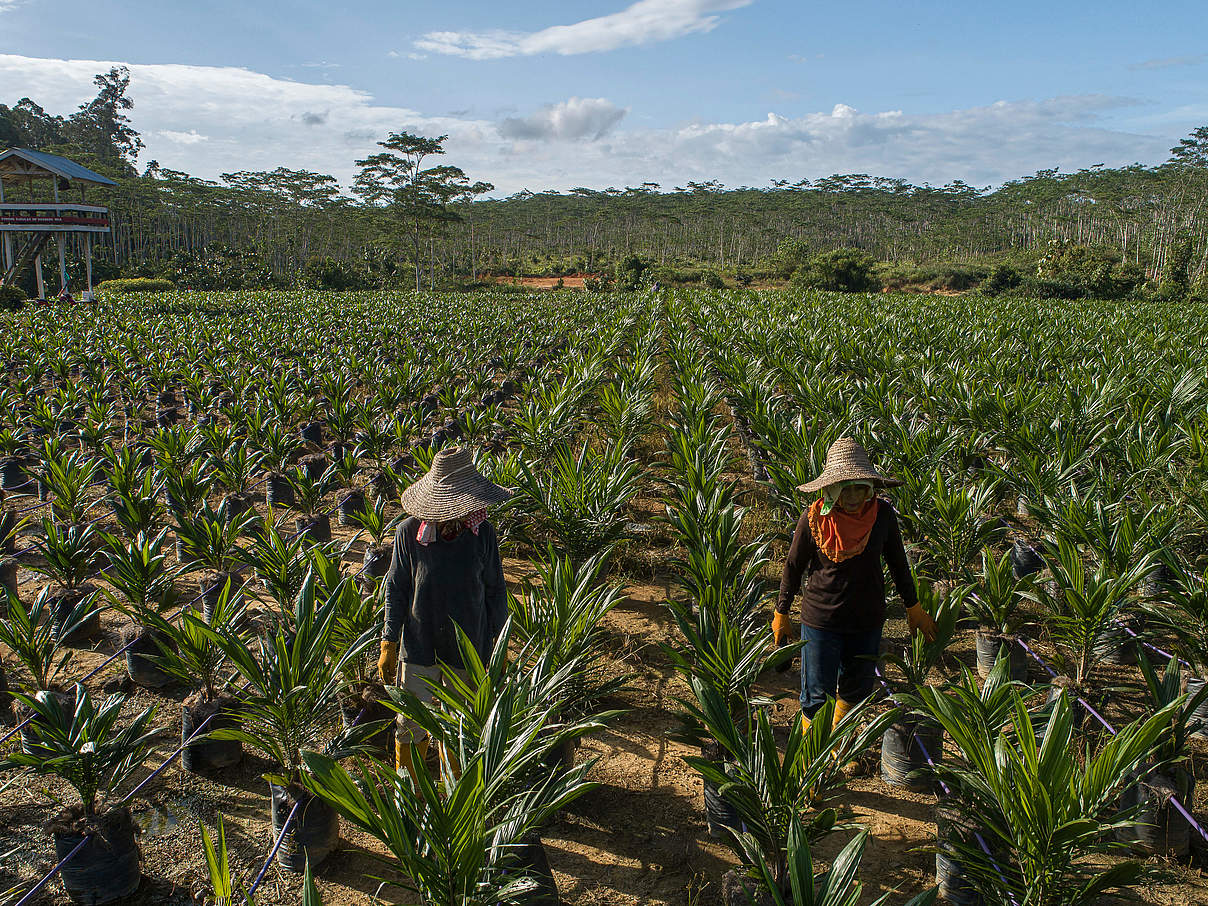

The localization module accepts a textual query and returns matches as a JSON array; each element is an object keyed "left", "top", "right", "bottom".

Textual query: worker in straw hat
[
  {"left": 378, "top": 447, "right": 511, "bottom": 777},
  {"left": 773, "top": 437, "right": 936, "bottom": 731}
]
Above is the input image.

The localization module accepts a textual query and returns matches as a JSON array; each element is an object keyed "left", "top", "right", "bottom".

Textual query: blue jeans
[{"left": 800, "top": 624, "right": 882, "bottom": 717}]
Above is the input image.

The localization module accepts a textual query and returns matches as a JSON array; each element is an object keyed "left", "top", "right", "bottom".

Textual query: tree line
[{"left": 2, "top": 69, "right": 1207, "bottom": 296}]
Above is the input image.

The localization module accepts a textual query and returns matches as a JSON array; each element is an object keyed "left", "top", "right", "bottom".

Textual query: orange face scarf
[{"left": 808, "top": 497, "right": 879, "bottom": 562}]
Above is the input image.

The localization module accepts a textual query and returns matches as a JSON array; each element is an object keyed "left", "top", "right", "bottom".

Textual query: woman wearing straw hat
[
  {"left": 773, "top": 437, "right": 935, "bottom": 730},
  {"left": 378, "top": 447, "right": 511, "bottom": 776}
]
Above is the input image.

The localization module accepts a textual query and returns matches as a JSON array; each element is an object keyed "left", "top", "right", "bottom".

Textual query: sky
[{"left": 0, "top": 0, "right": 1205, "bottom": 196}]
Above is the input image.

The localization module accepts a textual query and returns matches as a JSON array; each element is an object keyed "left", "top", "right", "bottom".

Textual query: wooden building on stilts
[{"left": 0, "top": 148, "right": 115, "bottom": 300}]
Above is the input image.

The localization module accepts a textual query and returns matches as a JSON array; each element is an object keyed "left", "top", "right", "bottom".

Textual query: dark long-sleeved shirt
[
  {"left": 382, "top": 516, "right": 507, "bottom": 667},
  {"left": 776, "top": 500, "right": 917, "bottom": 632}
]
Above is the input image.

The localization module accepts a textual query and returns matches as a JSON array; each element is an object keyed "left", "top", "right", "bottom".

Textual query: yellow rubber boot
[
  {"left": 831, "top": 699, "right": 860, "bottom": 774},
  {"left": 832, "top": 698, "right": 854, "bottom": 729},
  {"left": 395, "top": 735, "right": 430, "bottom": 785}
]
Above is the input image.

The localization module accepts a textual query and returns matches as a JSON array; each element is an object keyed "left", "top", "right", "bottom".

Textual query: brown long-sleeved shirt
[{"left": 776, "top": 500, "right": 917, "bottom": 632}]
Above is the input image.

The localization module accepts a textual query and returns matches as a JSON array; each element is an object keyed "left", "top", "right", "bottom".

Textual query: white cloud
[
  {"left": 1128, "top": 54, "right": 1205, "bottom": 71},
  {"left": 158, "top": 129, "right": 206, "bottom": 144},
  {"left": 498, "top": 98, "right": 627, "bottom": 141},
  {"left": 415, "top": 0, "right": 755, "bottom": 59},
  {"left": 0, "top": 54, "right": 1177, "bottom": 197}
]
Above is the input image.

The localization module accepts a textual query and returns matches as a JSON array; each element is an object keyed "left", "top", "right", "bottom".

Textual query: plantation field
[{"left": 3, "top": 289, "right": 1208, "bottom": 906}]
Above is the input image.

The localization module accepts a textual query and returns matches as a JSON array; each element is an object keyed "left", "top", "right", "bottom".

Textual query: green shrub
[
  {"left": 792, "top": 247, "right": 881, "bottom": 292},
  {"left": 1033, "top": 240, "right": 1144, "bottom": 300},
  {"left": 613, "top": 255, "right": 648, "bottom": 291},
  {"left": 982, "top": 263, "right": 1022, "bottom": 295},
  {"left": 771, "top": 237, "right": 812, "bottom": 278},
  {"left": 304, "top": 256, "right": 371, "bottom": 291},
  {"left": 701, "top": 271, "right": 725, "bottom": 289},
  {"left": 96, "top": 277, "right": 176, "bottom": 296},
  {"left": 0, "top": 283, "right": 26, "bottom": 310}
]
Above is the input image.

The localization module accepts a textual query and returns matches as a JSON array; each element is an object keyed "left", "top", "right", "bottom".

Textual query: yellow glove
[
  {"left": 772, "top": 611, "right": 795, "bottom": 647},
  {"left": 378, "top": 640, "right": 399, "bottom": 685},
  {"left": 906, "top": 604, "right": 938, "bottom": 643}
]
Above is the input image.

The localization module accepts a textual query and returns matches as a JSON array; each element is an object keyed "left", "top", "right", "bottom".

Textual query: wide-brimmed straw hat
[
  {"left": 798, "top": 437, "right": 902, "bottom": 494},
  {"left": 400, "top": 447, "right": 511, "bottom": 521}
]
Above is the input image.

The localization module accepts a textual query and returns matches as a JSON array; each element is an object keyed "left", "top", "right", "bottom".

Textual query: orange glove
[
  {"left": 378, "top": 640, "right": 399, "bottom": 685},
  {"left": 906, "top": 604, "right": 938, "bottom": 643},
  {"left": 772, "top": 611, "right": 795, "bottom": 647}
]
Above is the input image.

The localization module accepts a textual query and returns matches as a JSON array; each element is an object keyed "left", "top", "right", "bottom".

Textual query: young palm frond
[
  {"left": 509, "top": 548, "right": 628, "bottom": 715},
  {"left": 516, "top": 442, "right": 640, "bottom": 563},
  {"left": 1, "top": 685, "right": 160, "bottom": 818},
  {"left": 922, "top": 689, "right": 1179, "bottom": 906},
  {"left": 684, "top": 684, "right": 896, "bottom": 887}
]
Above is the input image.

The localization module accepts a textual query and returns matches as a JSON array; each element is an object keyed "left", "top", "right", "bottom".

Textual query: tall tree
[
  {"left": 69, "top": 67, "right": 143, "bottom": 170},
  {"left": 352, "top": 132, "right": 493, "bottom": 291}
]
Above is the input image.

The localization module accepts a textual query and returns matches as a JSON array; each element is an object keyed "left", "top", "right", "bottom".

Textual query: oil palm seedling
[
  {"left": 40, "top": 446, "right": 101, "bottom": 527},
  {"left": 666, "top": 487, "right": 771, "bottom": 622},
  {"left": 509, "top": 548, "right": 628, "bottom": 722},
  {"left": 109, "top": 467, "right": 164, "bottom": 538},
  {"left": 474, "top": 449, "right": 522, "bottom": 548},
  {"left": 597, "top": 377, "right": 655, "bottom": 454},
  {"left": 0, "top": 585, "right": 93, "bottom": 717},
  {"left": 511, "top": 384, "right": 583, "bottom": 461},
  {"left": 205, "top": 575, "right": 380, "bottom": 871},
  {"left": 238, "top": 518, "right": 311, "bottom": 625},
  {"left": 199, "top": 815, "right": 328, "bottom": 906},
  {"left": 1025, "top": 538, "right": 1151, "bottom": 693},
  {"left": 663, "top": 590, "right": 779, "bottom": 839},
  {"left": 330, "top": 448, "right": 364, "bottom": 524},
  {"left": 210, "top": 439, "right": 265, "bottom": 514},
  {"left": 100, "top": 529, "right": 180, "bottom": 687},
  {"left": 143, "top": 581, "right": 248, "bottom": 773},
  {"left": 0, "top": 509, "right": 26, "bottom": 601},
  {"left": 0, "top": 686, "right": 160, "bottom": 905},
  {"left": 1117, "top": 653, "right": 1208, "bottom": 857},
  {"left": 879, "top": 581, "right": 965, "bottom": 790},
  {"left": 175, "top": 500, "right": 257, "bottom": 621},
  {"left": 516, "top": 441, "right": 641, "bottom": 563},
  {"left": 922, "top": 688, "right": 1179, "bottom": 906},
  {"left": 905, "top": 471, "right": 1006, "bottom": 586},
  {"left": 967, "top": 549, "right": 1032, "bottom": 679},
  {"left": 1156, "top": 562, "right": 1208, "bottom": 736},
  {"left": 0, "top": 426, "right": 32, "bottom": 492},
  {"left": 287, "top": 462, "right": 336, "bottom": 542},
  {"left": 735, "top": 823, "right": 938, "bottom": 906},
  {"left": 143, "top": 424, "right": 204, "bottom": 474},
  {"left": 30, "top": 517, "right": 103, "bottom": 643},
  {"left": 326, "top": 566, "right": 393, "bottom": 749},
  {"left": 306, "top": 631, "right": 598, "bottom": 905},
  {"left": 258, "top": 421, "right": 302, "bottom": 507},
  {"left": 346, "top": 494, "right": 399, "bottom": 584},
  {"left": 684, "top": 685, "right": 895, "bottom": 904}
]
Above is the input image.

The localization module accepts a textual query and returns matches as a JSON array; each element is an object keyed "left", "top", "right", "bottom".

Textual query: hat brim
[
  {"left": 797, "top": 471, "right": 902, "bottom": 494},
  {"left": 400, "top": 472, "right": 512, "bottom": 521}
]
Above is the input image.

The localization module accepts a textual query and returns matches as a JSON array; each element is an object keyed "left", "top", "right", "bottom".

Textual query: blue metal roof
[{"left": 0, "top": 148, "right": 118, "bottom": 186}]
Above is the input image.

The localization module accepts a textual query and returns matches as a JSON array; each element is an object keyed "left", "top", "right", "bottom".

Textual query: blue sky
[{"left": 1, "top": 0, "right": 1205, "bottom": 194}]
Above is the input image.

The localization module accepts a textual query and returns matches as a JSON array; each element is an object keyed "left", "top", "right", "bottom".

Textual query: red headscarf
[{"left": 808, "top": 497, "right": 879, "bottom": 562}]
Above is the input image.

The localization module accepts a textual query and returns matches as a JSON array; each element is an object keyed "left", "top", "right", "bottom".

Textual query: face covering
[
  {"left": 819, "top": 481, "right": 873, "bottom": 515},
  {"left": 809, "top": 482, "right": 879, "bottom": 562}
]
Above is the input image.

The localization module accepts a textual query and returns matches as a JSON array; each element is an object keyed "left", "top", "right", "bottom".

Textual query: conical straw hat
[
  {"left": 400, "top": 447, "right": 511, "bottom": 521},
  {"left": 798, "top": 437, "right": 902, "bottom": 494}
]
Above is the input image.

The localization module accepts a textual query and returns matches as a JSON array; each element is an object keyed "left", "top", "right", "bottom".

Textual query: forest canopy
[{"left": 3, "top": 69, "right": 1207, "bottom": 297}]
